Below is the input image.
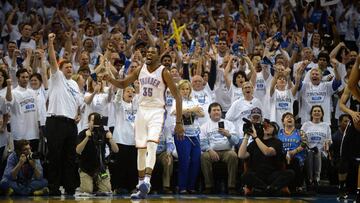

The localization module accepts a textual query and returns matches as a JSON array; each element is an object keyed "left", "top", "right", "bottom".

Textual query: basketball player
[
  {"left": 338, "top": 57, "right": 360, "bottom": 200},
  {"left": 348, "top": 55, "right": 360, "bottom": 102},
  {"left": 104, "top": 46, "right": 184, "bottom": 199}
]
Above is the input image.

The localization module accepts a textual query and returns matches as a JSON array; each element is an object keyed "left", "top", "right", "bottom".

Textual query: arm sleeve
[
  {"left": 182, "top": 63, "right": 190, "bottom": 81},
  {"left": 331, "top": 78, "right": 342, "bottom": 91},
  {"left": 208, "top": 60, "right": 217, "bottom": 90}
]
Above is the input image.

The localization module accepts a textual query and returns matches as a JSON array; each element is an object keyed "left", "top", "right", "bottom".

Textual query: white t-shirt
[
  {"left": 200, "top": 119, "right": 237, "bottom": 151},
  {"left": 79, "top": 91, "right": 110, "bottom": 132},
  {"left": 231, "top": 85, "right": 243, "bottom": 103},
  {"left": 112, "top": 96, "right": 139, "bottom": 146},
  {"left": 171, "top": 98, "right": 202, "bottom": 137},
  {"left": 225, "top": 97, "right": 262, "bottom": 137},
  {"left": 18, "top": 38, "right": 36, "bottom": 51},
  {"left": 33, "top": 86, "right": 48, "bottom": 126},
  {"left": 253, "top": 72, "right": 272, "bottom": 119},
  {"left": 301, "top": 121, "right": 331, "bottom": 153},
  {"left": 192, "top": 88, "right": 213, "bottom": 125},
  {"left": 300, "top": 81, "right": 335, "bottom": 124},
  {"left": 214, "top": 68, "right": 232, "bottom": 111},
  {"left": 270, "top": 89, "right": 295, "bottom": 126},
  {"left": 47, "top": 70, "right": 83, "bottom": 119},
  {"left": 7, "top": 86, "right": 39, "bottom": 140},
  {"left": 86, "top": 92, "right": 109, "bottom": 116}
]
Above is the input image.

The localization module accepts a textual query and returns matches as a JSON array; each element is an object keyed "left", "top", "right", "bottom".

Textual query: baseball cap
[{"left": 250, "top": 107, "right": 262, "bottom": 117}]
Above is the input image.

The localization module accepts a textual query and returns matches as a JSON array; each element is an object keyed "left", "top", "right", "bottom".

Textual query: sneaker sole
[{"left": 130, "top": 193, "right": 146, "bottom": 199}]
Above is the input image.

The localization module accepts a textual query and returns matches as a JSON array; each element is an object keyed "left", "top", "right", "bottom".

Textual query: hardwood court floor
[{"left": 0, "top": 195, "right": 343, "bottom": 203}]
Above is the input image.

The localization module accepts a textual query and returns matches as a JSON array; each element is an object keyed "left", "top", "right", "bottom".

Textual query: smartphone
[
  {"left": 214, "top": 35, "right": 219, "bottom": 45},
  {"left": 218, "top": 121, "right": 224, "bottom": 129}
]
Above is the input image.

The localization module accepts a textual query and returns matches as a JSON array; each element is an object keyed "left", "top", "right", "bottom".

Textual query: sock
[
  {"left": 138, "top": 177, "right": 144, "bottom": 185},
  {"left": 144, "top": 174, "right": 151, "bottom": 184}
]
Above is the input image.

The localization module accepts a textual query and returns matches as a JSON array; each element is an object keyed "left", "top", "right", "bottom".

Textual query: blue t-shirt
[{"left": 278, "top": 129, "right": 306, "bottom": 166}]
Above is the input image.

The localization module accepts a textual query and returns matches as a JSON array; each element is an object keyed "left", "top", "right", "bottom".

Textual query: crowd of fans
[{"left": 0, "top": 0, "right": 359, "bottom": 199}]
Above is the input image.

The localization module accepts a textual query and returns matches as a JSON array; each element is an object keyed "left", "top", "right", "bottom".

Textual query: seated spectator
[
  {"left": 76, "top": 112, "right": 119, "bottom": 194},
  {"left": 238, "top": 110, "right": 294, "bottom": 195},
  {"left": 200, "top": 102, "right": 240, "bottom": 194},
  {"left": 154, "top": 126, "right": 176, "bottom": 194},
  {"left": 0, "top": 139, "right": 48, "bottom": 196}
]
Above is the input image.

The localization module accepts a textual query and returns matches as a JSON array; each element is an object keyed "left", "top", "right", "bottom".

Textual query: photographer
[
  {"left": 238, "top": 108, "right": 294, "bottom": 195},
  {"left": 76, "top": 112, "right": 119, "bottom": 194},
  {"left": 0, "top": 139, "right": 48, "bottom": 196}
]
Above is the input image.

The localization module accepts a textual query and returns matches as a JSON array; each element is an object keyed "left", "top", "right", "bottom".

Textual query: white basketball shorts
[{"left": 134, "top": 107, "right": 166, "bottom": 148}]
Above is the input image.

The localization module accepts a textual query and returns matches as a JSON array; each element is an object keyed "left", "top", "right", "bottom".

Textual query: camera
[
  {"left": 92, "top": 126, "right": 106, "bottom": 145},
  {"left": 91, "top": 114, "right": 108, "bottom": 145},
  {"left": 242, "top": 118, "right": 264, "bottom": 138},
  {"left": 243, "top": 118, "right": 254, "bottom": 134},
  {"left": 93, "top": 114, "right": 108, "bottom": 126},
  {"left": 183, "top": 114, "right": 195, "bottom": 125},
  {"left": 26, "top": 152, "right": 40, "bottom": 160}
]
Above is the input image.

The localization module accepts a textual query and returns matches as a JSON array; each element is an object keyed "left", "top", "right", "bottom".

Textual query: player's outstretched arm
[{"left": 105, "top": 66, "right": 141, "bottom": 89}]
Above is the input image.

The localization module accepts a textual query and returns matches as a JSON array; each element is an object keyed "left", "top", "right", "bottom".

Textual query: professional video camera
[
  {"left": 91, "top": 114, "right": 110, "bottom": 179},
  {"left": 242, "top": 118, "right": 264, "bottom": 139},
  {"left": 92, "top": 114, "right": 108, "bottom": 143}
]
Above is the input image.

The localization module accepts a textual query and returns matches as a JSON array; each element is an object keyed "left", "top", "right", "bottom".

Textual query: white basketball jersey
[{"left": 138, "top": 64, "right": 167, "bottom": 108}]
